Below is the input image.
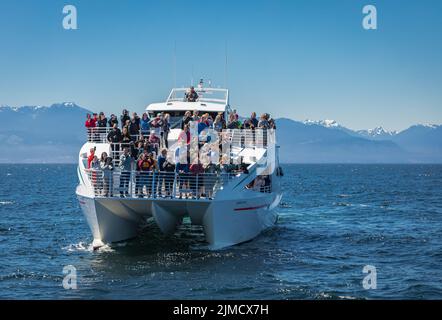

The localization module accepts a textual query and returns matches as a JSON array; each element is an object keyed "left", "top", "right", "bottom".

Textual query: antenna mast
[
  {"left": 224, "top": 40, "right": 228, "bottom": 88},
  {"left": 173, "top": 41, "right": 177, "bottom": 88}
]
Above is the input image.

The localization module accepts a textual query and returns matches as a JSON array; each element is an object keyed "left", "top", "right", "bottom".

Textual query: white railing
[
  {"left": 223, "top": 129, "right": 276, "bottom": 148},
  {"left": 84, "top": 170, "right": 236, "bottom": 200},
  {"left": 88, "top": 127, "right": 276, "bottom": 149},
  {"left": 252, "top": 185, "right": 272, "bottom": 193},
  {"left": 87, "top": 127, "right": 112, "bottom": 143},
  {"left": 87, "top": 127, "right": 152, "bottom": 143}
]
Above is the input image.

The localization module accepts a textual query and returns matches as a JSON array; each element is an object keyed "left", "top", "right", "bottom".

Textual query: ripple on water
[
  {"left": 1, "top": 164, "right": 442, "bottom": 299},
  {"left": 62, "top": 241, "right": 119, "bottom": 253}
]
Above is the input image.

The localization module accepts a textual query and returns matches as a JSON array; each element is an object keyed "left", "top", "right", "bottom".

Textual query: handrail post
[
  {"left": 152, "top": 171, "right": 156, "bottom": 198},
  {"left": 172, "top": 171, "right": 177, "bottom": 198},
  {"left": 196, "top": 174, "right": 199, "bottom": 199},
  {"left": 129, "top": 170, "right": 132, "bottom": 198}
]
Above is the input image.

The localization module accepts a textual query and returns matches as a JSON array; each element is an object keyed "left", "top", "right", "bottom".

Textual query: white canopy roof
[{"left": 146, "top": 87, "right": 230, "bottom": 113}]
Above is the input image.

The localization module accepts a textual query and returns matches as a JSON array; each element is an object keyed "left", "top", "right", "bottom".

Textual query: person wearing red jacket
[
  {"left": 92, "top": 113, "right": 99, "bottom": 124},
  {"left": 87, "top": 147, "right": 95, "bottom": 169},
  {"left": 85, "top": 113, "right": 96, "bottom": 128},
  {"left": 85, "top": 113, "right": 97, "bottom": 141}
]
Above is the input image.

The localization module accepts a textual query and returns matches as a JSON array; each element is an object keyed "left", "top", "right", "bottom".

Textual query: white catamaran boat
[{"left": 76, "top": 83, "right": 283, "bottom": 249}]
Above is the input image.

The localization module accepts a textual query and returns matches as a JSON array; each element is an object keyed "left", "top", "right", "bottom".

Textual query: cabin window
[{"left": 148, "top": 111, "right": 222, "bottom": 129}]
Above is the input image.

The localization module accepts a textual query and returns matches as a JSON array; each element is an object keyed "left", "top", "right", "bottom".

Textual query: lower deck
[{"left": 82, "top": 169, "right": 274, "bottom": 200}]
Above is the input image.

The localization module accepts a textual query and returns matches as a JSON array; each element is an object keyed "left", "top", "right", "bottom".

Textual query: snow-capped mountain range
[
  {"left": 280, "top": 118, "right": 442, "bottom": 162},
  {"left": 0, "top": 104, "right": 441, "bottom": 163},
  {"left": 0, "top": 102, "right": 78, "bottom": 111},
  {"left": 303, "top": 119, "right": 341, "bottom": 128},
  {"left": 304, "top": 118, "right": 440, "bottom": 139},
  {"left": 357, "top": 126, "right": 398, "bottom": 138},
  {"left": 303, "top": 119, "right": 402, "bottom": 140}
]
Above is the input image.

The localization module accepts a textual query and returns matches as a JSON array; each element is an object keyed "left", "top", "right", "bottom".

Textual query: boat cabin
[{"left": 146, "top": 86, "right": 231, "bottom": 129}]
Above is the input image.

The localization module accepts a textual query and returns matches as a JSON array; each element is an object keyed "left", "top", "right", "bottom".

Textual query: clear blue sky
[{"left": 0, "top": 0, "right": 441, "bottom": 131}]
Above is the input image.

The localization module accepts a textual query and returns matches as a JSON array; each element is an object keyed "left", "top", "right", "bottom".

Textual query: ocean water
[{"left": 0, "top": 164, "right": 441, "bottom": 299}]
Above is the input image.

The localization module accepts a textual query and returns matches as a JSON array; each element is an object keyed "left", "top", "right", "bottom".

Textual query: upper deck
[{"left": 146, "top": 87, "right": 230, "bottom": 114}]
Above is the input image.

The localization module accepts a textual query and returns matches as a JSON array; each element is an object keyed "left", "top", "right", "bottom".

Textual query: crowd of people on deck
[{"left": 84, "top": 98, "right": 276, "bottom": 198}]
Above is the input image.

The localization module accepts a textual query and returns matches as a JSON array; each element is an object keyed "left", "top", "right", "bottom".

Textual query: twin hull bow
[{"left": 77, "top": 185, "right": 280, "bottom": 249}]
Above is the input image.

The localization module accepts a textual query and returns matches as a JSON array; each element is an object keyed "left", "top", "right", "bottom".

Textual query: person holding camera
[
  {"left": 119, "top": 147, "right": 133, "bottom": 197},
  {"left": 120, "top": 109, "right": 130, "bottom": 129}
]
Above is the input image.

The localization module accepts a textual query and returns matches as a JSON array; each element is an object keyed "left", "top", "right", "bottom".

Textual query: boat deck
[{"left": 83, "top": 170, "right": 272, "bottom": 200}]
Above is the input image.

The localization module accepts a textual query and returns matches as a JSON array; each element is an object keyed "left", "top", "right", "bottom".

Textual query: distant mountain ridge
[
  {"left": 0, "top": 104, "right": 441, "bottom": 163},
  {"left": 0, "top": 103, "right": 91, "bottom": 163},
  {"left": 303, "top": 118, "right": 439, "bottom": 139},
  {"left": 278, "top": 118, "right": 442, "bottom": 163}
]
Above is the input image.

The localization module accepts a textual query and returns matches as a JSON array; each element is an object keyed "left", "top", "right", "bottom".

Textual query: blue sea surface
[{"left": 0, "top": 164, "right": 441, "bottom": 299}]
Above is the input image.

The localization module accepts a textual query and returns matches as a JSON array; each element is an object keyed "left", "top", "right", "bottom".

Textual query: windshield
[{"left": 167, "top": 88, "right": 228, "bottom": 105}]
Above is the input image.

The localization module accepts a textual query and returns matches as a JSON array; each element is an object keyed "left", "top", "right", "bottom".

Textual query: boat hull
[{"left": 76, "top": 190, "right": 280, "bottom": 250}]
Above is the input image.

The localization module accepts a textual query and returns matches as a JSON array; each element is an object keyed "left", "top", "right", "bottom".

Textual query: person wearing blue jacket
[{"left": 140, "top": 113, "right": 150, "bottom": 136}]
